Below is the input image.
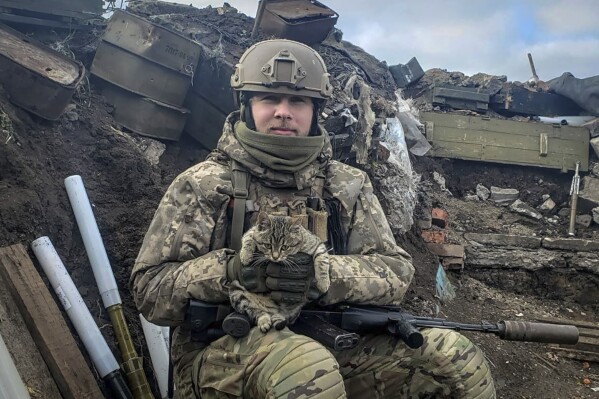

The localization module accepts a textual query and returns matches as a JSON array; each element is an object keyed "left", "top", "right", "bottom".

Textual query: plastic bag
[{"left": 395, "top": 91, "right": 432, "bottom": 156}]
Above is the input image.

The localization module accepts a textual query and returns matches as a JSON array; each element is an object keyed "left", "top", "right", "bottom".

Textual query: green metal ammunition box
[
  {"left": 0, "top": 0, "right": 102, "bottom": 17},
  {"left": 432, "top": 85, "right": 490, "bottom": 112},
  {"left": 421, "top": 112, "right": 589, "bottom": 172}
]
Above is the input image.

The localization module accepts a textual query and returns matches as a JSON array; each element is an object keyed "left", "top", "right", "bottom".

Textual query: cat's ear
[{"left": 257, "top": 212, "right": 270, "bottom": 230}]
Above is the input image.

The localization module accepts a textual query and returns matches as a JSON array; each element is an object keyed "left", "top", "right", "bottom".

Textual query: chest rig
[{"left": 228, "top": 160, "right": 346, "bottom": 254}]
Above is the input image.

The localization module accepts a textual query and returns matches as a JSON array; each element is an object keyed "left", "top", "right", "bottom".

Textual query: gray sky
[{"left": 122, "top": 1, "right": 599, "bottom": 82}]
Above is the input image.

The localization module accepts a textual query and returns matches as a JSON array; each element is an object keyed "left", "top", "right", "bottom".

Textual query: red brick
[
  {"left": 421, "top": 230, "right": 446, "bottom": 243},
  {"left": 431, "top": 208, "right": 449, "bottom": 228}
]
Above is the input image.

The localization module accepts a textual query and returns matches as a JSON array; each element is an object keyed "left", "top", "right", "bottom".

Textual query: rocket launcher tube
[
  {"left": 30, "top": 237, "right": 131, "bottom": 398},
  {"left": 140, "top": 315, "right": 170, "bottom": 399},
  {"left": 64, "top": 175, "right": 121, "bottom": 308},
  {"left": 64, "top": 175, "right": 154, "bottom": 399}
]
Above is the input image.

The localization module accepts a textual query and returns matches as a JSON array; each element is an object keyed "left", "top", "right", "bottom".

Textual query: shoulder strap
[{"left": 230, "top": 160, "right": 249, "bottom": 252}]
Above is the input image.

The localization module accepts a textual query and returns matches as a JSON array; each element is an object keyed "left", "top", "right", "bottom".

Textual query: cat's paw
[
  {"left": 239, "top": 248, "right": 252, "bottom": 266},
  {"left": 315, "top": 276, "right": 330, "bottom": 293},
  {"left": 271, "top": 314, "right": 287, "bottom": 330},
  {"left": 257, "top": 314, "right": 272, "bottom": 332}
]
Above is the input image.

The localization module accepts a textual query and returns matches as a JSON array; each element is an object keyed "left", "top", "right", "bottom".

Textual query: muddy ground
[{"left": 1, "top": 6, "right": 598, "bottom": 399}]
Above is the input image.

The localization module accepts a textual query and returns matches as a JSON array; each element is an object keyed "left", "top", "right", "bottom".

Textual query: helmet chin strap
[
  {"left": 239, "top": 92, "right": 257, "bottom": 130},
  {"left": 310, "top": 99, "right": 325, "bottom": 136}
]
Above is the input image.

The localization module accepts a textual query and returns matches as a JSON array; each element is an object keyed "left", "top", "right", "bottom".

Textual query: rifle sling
[{"left": 230, "top": 160, "right": 249, "bottom": 252}]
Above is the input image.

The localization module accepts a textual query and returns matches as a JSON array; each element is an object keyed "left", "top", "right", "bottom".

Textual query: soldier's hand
[
  {"left": 265, "top": 253, "right": 324, "bottom": 303},
  {"left": 226, "top": 254, "right": 268, "bottom": 292}
]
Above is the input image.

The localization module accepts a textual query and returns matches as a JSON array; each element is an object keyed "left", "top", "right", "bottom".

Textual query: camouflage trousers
[{"left": 172, "top": 325, "right": 496, "bottom": 399}]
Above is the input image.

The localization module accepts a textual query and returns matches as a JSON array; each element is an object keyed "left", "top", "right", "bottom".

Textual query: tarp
[{"left": 549, "top": 73, "right": 599, "bottom": 116}]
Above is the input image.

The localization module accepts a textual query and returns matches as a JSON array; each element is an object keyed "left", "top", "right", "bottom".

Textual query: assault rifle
[{"left": 187, "top": 301, "right": 579, "bottom": 350}]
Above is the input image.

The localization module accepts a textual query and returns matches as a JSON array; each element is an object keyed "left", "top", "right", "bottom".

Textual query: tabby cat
[{"left": 229, "top": 212, "right": 330, "bottom": 332}]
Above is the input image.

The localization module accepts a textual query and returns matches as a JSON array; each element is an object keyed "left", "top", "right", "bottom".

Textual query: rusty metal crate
[
  {"left": 91, "top": 10, "right": 201, "bottom": 107},
  {"left": 0, "top": 23, "right": 84, "bottom": 120},
  {"left": 102, "top": 10, "right": 201, "bottom": 76},
  {"left": 99, "top": 80, "right": 189, "bottom": 141},
  {"left": 92, "top": 41, "right": 194, "bottom": 107},
  {"left": 184, "top": 90, "right": 227, "bottom": 150},
  {"left": 259, "top": 0, "right": 338, "bottom": 45},
  {"left": 0, "top": 0, "right": 102, "bottom": 18}
]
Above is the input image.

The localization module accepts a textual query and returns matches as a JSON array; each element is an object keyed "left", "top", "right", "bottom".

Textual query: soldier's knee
[
  {"left": 193, "top": 330, "right": 346, "bottom": 399},
  {"left": 252, "top": 332, "right": 346, "bottom": 398},
  {"left": 420, "top": 329, "right": 495, "bottom": 398}
]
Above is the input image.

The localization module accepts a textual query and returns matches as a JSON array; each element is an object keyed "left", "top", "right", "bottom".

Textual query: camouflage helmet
[{"left": 231, "top": 39, "right": 333, "bottom": 100}]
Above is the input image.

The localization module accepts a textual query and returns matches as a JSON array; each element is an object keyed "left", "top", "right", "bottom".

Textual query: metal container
[
  {"left": 191, "top": 51, "right": 236, "bottom": 114},
  {"left": 0, "top": 23, "right": 84, "bottom": 120},
  {"left": 91, "top": 10, "right": 201, "bottom": 107},
  {"left": 184, "top": 90, "right": 227, "bottom": 150},
  {"left": 0, "top": 0, "right": 102, "bottom": 19},
  {"left": 92, "top": 41, "right": 193, "bottom": 107},
  {"left": 259, "top": 0, "right": 338, "bottom": 45},
  {"left": 99, "top": 81, "right": 189, "bottom": 141},
  {"left": 421, "top": 111, "right": 589, "bottom": 172}
]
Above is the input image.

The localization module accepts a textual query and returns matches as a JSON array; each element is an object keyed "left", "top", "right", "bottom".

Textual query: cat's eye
[
  {"left": 281, "top": 245, "right": 288, "bottom": 250},
  {"left": 264, "top": 244, "right": 271, "bottom": 248}
]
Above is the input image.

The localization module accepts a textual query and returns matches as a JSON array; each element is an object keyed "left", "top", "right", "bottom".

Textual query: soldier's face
[{"left": 250, "top": 93, "right": 313, "bottom": 137}]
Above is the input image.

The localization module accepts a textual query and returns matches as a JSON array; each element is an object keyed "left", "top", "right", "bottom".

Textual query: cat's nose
[{"left": 272, "top": 251, "right": 280, "bottom": 260}]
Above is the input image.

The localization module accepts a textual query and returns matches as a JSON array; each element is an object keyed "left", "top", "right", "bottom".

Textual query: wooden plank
[
  {"left": 0, "top": 244, "right": 104, "bottom": 399},
  {"left": 579, "top": 328, "right": 599, "bottom": 339},
  {"left": 536, "top": 317, "right": 599, "bottom": 330},
  {"left": 0, "top": 273, "right": 63, "bottom": 398},
  {"left": 548, "top": 346, "right": 599, "bottom": 363},
  {"left": 564, "top": 336, "right": 599, "bottom": 353}
]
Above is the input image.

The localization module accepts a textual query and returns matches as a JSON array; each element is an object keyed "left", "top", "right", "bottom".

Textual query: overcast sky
[{"left": 122, "top": 1, "right": 598, "bottom": 82}]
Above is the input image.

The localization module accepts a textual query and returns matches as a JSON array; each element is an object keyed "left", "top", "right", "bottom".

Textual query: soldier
[{"left": 131, "top": 39, "right": 496, "bottom": 398}]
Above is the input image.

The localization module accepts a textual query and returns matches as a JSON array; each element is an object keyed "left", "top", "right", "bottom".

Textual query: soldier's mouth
[{"left": 269, "top": 128, "right": 296, "bottom": 136}]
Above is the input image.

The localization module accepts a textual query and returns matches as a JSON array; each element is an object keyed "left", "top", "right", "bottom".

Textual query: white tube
[
  {"left": 0, "top": 333, "right": 31, "bottom": 399},
  {"left": 161, "top": 326, "right": 170, "bottom": 349},
  {"left": 64, "top": 175, "right": 121, "bottom": 308},
  {"left": 31, "top": 236, "right": 120, "bottom": 378},
  {"left": 139, "top": 315, "right": 170, "bottom": 399},
  {"left": 537, "top": 115, "right": 595, "bottom": 126}
]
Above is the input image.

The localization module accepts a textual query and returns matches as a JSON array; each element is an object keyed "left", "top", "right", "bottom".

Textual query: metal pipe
[
  {"left": 31, "top": 237, "right": 131, "bottom": 399},
  {"left": 0, "top": 333, "right": 31, "bottom": 399},
  {"left": 527, "top": 52, "right": 539, "bottom": 82},
  {"left": 64, "top": 175, "right": 153, "bottom": 399},
  {"left": 568, "top": 161, "right": 581, "bottom": 236}
]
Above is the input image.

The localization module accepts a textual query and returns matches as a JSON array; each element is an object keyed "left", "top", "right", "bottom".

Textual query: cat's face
[{"left": 254, "top": 213, "right": 302, "bottom": 262}]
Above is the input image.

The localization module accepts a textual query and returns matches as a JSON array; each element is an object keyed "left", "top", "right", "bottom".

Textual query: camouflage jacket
[{"left": 131, "top": 112, "right": 414, "bottom": 325}]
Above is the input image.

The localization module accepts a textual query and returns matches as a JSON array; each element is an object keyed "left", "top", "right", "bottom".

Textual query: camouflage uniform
[{"left": 131, "top": 112, "right": 495, "bottom": 398}]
